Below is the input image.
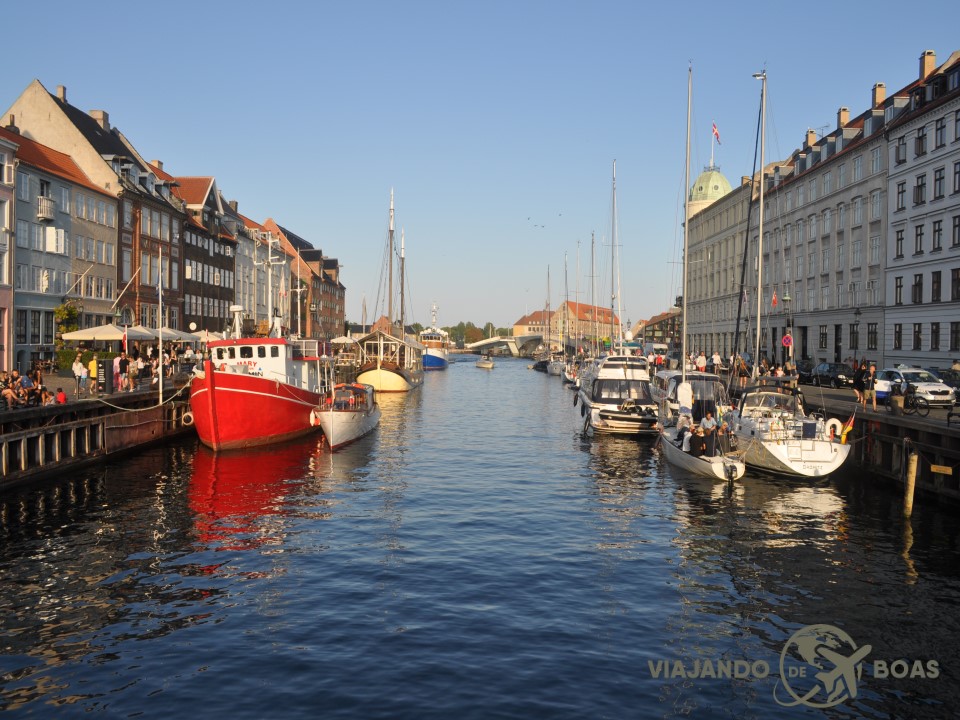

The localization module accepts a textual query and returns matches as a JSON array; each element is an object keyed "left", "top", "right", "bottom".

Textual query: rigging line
[{"left": 728, "top": 92, "right": 763, "bottom": 396}]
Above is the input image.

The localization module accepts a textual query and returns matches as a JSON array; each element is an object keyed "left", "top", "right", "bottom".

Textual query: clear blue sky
[{"left": 3, "top": 1, "right": 956, "bottom": 329}]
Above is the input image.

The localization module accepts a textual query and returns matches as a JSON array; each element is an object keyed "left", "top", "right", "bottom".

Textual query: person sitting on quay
[
  {"left": 41, "top": 388, "right": 56, "bottom": 406},
  {"left": 1, "top": 370, "right": 26, "bottom": 408},
  {"left": 18, "top": 371, "right": 39, "bottom": 406},
  {"left": 55, "top": 387, "right": 68, "bottom": 404}
]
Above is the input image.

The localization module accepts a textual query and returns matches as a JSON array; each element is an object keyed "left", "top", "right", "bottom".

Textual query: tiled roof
[
  {"left": 0, "top": 126, "right": 107, "bottom": 196},
  {"left": 173, "top": 176, "right": 214, "bottom": 206}
]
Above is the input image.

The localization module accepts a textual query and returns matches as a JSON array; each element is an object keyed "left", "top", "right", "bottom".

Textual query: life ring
[
  {"left": 825, "top": 418, "right": 843, "bottom": 440},
  {"left": 182, "top": 411, "right": 194, "bottom": 427}
]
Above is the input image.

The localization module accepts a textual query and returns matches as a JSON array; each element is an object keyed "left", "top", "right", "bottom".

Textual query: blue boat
[{"left": 419, "top": 304, "right": 450, "bottom": 371}]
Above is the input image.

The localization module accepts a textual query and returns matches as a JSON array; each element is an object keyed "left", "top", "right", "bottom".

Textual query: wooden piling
[{"left": 903, "top": 450, "right": 918, "bottom": 518}]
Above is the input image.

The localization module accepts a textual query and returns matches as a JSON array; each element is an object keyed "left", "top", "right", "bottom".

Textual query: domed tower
[{"left": 688, "top": 165, "right": 732, "bottom": 216}]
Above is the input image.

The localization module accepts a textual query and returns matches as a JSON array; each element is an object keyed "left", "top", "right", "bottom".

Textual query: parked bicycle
[{"left": 886, "top": 383, "right": 930, "bottom": 417}]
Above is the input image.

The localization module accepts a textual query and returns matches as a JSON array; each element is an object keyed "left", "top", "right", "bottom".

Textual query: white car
[{"left": 875, "top": 367, "right": 955, "bottom": 408}]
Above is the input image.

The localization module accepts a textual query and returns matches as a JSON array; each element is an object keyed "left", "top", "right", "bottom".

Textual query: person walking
[
  {"left": 852, "top": 359, "right": 867, "bottom": 404},
  {"left": 863, "top": 364, "right": 878, "bottom": 410},
  {"left": 72, "top": 353, "right": 86, "bottom": 398},
  {"left": 88, "top": 354, "right": 99, "bottom": 395}
]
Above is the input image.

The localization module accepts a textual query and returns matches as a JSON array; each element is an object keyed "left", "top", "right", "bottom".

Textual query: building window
[
  {"left": 931, "top": 322, "right": 940, "bottom": 351},
  {"left": 853, "top": 155, "right": 863, "bottom": 181},
  {"left": 852, "top": 239, "right": 862, "bottom": 266},
  {"left": 837, "top": 203, "right": 845, "bottom": 229},
  {"left": 934, "top": 167, "right": 945, "bottom": 199},
  {"left": 870, "top": 235, "right": 881, "bottom": 265},
  {"left": 953, "top": 268, "right": 960, "bottom": 301},
  {"left": 913, "top": 174, "right": 926, "bottom": 205},
  {"left": 933, "top": 220, "right": 942, "bottom": 251},
  {"left": 896, "top": 182, "right": 906, "bottom": 211},
  {"left": 935, "top": 117, "right": 946, "bottom": 148},
  {"left": 867, "top": 323, "right": 878, "bottom": 351},
  {"left": 895, "top": 276, "right": 903, "bottom": 305},
  {"left": 838, "top": 163, "right": 846, "bottom": 188},
  {"left": 915, "top": 127, "right": 927, "bottom": 156},
  {"left": 871, "top": 190, "right": 881, "bottom": 220},
  {"left": 912, "top": 323, "right": 922, "bottom": 351},
  {"left": 912, "top": 273, "right": 923, "bottom": 304},
  {"left": 823, "top": 172, "right": 832, "bottom": 194},
  {"left": 933, "top": 270, "right": 942, "bottom": 302},
  {"left": 896, "top": 136, "right": 907, "bottom": 164},
  {"left": 954, "top": 161, "right": 960, "bottom": 194},
  {"left": 951, "top": 322, "right": 960, "bottom": 352},
  {"left": 893, "top": 324, "right": 902, "bottom": 350},
  {"left": 819, "top": 325, "right": 827, "bottom": 350},
  {"left": 914, "top": 225, "right": 924, "bottom": 254},
  {"left": 872, "top": 146, "right": 882, "bottom": 173},
  {"left": 895, "top": 229, "right": 904, "bottom": 258}
]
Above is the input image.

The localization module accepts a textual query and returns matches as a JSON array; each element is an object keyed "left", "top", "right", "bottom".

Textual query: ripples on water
[{"left": 1, "top": 357, "right": 959, "bottom": 718}]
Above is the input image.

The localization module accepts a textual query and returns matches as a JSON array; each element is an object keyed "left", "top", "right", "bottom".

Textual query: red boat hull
[{"left": 190, "top": 360, "right": 323, "bottom": 451}]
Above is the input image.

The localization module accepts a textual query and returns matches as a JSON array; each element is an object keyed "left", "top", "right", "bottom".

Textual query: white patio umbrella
[{"left": 62, "top": 323, "right": 155, "bottom": 342}]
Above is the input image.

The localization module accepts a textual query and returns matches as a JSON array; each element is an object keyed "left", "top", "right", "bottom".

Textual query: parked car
[
  {"left": 925, "top": 368, "right": 960, "bottom": 405},
  {"left": 795, "top": 359, "right": 816, "bottom": 384},
  {"left": 875, "top": 367, "right": 956, "bottom": 408},
  {"left": 810, "top": 362, "right": 854, "bottom": 388}
]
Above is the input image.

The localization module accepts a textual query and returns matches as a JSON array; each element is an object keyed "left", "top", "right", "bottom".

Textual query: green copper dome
[{"left": 688, "top": 165, "right": 732, "bottom": 215}]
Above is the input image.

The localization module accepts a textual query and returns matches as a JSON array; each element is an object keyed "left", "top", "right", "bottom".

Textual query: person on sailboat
[{"left": 700, "top": 411, "right": 718, "bottom": 456}]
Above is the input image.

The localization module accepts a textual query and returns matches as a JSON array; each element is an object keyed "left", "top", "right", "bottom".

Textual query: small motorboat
[
  {"left": 476, "top": 355, "right": 495, "bottom": 370},
  {"left": 309, "top": 383, "right": 381, "bottom": 450}
]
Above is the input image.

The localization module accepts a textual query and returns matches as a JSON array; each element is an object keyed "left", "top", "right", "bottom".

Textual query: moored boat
[
  {"left": 419, "top": 303, "right": 450, "bottom": 370},
  {"left": 356, "top": 328, "right": 424, "bottom": 392},
  {"left": 189, "top": 335, "right": 328, "bottom": 451},
  {"left": 576, "top": 353, "right": 658, "bottom": 435},
  {"left": 309, "top": 382, "right": 381, "bottom": 449}
]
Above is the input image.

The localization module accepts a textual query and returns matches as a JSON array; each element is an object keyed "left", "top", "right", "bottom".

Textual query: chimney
[
  {"left": 837, "top": 106, "right": 850, "bottom": 128},
  {"left": 920, "top": 50, "right": 936, "bottom": 79},
  {"left": 5, "top": 114, "right": 19, "bottom": 134},
  {"left": 872, "top": 83, "right": 886, "bottom": 108},
  {"left": 152, "top": 160, "right": 163, "bottom": 171},
  {"left": 228, "top": 200, "right": 238, "bottom": 212},
  {"left": 805, "top": 128, "right": 817, "bottom": 149},
  {"left": 89, "top": 110, "right": 110, "bottom": 131},
  {"left": 56, "top": 85, "right": 67, "bottom": 102}
]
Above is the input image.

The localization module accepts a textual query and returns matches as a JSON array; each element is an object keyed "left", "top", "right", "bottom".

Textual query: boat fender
[
  {"left": 580, "top": 402, "right": 586, "bottom": 418},
  {"left": 573, "top": 392, "right": 578, "bottom": 406},
  {"left": 219, "top": 363, "right": 227, "bottom": 371},
  {"left": 309, "top": 409, "right": 321, "bottom": 427},
  {"left": 181, "top": 411, "right": 194, "bottom": 427},
  {"left": 825, "top": 418, "right": 842, "bottom": 441}
]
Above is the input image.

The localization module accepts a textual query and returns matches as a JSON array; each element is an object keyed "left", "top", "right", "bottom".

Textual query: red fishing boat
[{"left": 188, "top": 334, "right": 328, "bottom": 451}]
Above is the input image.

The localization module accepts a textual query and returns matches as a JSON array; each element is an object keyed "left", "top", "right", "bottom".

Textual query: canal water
[{"left": 1, "top": 357, "right": 958, "bottom": 719}]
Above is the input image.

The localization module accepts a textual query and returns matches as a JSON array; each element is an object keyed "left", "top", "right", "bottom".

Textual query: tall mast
[
  {"left": 546, "top": 265, "right": 551, "bottom": 351},
  {"left": 753, "top": 71, "right": 766, "bottom": 377},
  {"left": 610, "top": 160, "right": 617, "bottom": 349},
  {"left": 682, "top": 65, "right": 692, "bottom": 382},
  {"left": 388, "top": 189, "right": 395, "bottom": 327},
  {"left": 590, "top": 232, "right": 596, "bottom": 355},
  {"left": 562, "top": 251, "right": 569, "bottom": 354},
  {"left": 399, "top": 228, "right": 406, "bottom": 334},
  {"left": 575, "top": 239, "right": 581, "bottom": 352}
]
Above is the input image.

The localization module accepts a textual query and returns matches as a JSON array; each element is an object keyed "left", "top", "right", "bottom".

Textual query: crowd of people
[
  {"left": 1, "top": 367, "right": 69, "bottom": 409},
  {"left": 672, "top": 410, "right": 737, "bottom": 457},
  {"left": 3, "top": 342, "right": 198, "bottom": 410}
]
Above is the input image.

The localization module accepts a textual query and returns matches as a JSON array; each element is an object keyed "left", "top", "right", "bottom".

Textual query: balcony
[{"left": 37, "top": 195, "right": 56, "bottom": 221}]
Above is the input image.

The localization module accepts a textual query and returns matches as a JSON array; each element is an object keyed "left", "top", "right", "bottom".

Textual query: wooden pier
[{"left": 0, "top": 389, "right": 192, "bottom": 491}]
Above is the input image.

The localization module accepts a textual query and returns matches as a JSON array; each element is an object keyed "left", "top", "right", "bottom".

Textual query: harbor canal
[{"left": 1, "top": 357, "right": 958, "bottom": 718}]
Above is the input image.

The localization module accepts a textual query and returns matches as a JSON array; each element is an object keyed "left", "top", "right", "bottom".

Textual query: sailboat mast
[
  {"left": 753, "top": 71, "right": 766, "bottom": 377},
  {"left": 590, "top": 232, "right": 596, "bottom": 355},
  {"left": 575, "top": 240, "right": 581, "bottom": 352},
  {"left": 388, "top": 189, "right": 395, "bottom": 327},
  {"left": 399, "top": 228, "right": 406, "bottom": 333},
  {"left": 682, "top": 65, "right": 692, "bottom": 383},
  {"left": 610, "top": 160, "right": 617, "bottom": 349},
  {"left": 562, "top": 252, "right": 568, "bottom": 353}
]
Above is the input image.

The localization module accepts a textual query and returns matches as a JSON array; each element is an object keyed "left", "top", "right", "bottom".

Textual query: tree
[{"left": 53, "top": 300, "right": 81, "bottom": 346}]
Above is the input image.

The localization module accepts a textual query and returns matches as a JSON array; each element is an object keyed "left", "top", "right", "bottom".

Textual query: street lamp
[{"left": 853, "top": 307, "right": 862, "bottom": 362}]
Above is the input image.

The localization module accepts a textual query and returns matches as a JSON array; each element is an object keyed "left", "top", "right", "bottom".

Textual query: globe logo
[{"left": 774, "top": 623, "right": 872, "bottom": 708}]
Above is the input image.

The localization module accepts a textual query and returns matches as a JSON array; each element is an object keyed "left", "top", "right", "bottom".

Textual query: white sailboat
[
  {"left": 310, "top": 382, "right": 381, "bottom": 450},
  {"left": 577, "top": 161, "right": 658, "bottom": 435},
  {"left": 356, "top": 193, "right": 425, "bottom": 392},
  {"left": 658, "top": 66, "right": 745, "bottom": 481},
  {"left": 726, "top": 71, "right": 851, "bottom": 478}
]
